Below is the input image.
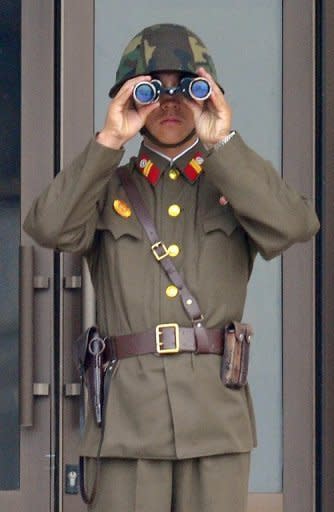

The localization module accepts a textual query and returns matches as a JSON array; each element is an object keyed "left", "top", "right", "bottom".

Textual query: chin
[
  {"left": 152, "top": 130, "right": 188, "bottom": 145},
  {"left": 158, "top": 136, "right": 186, "bottom": 145}
]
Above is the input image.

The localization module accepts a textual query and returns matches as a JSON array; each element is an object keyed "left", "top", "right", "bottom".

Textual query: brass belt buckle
[{"left": 155, "top": 323, "right": 180, "bottom": 354}]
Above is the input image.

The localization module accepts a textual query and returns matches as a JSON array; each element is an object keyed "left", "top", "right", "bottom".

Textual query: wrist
[
  {"left": 96, "top": 130, "right": 125, "bottom": 150},
  {"left": 204, "top": 131, "right": 236, "bottom": 151}
]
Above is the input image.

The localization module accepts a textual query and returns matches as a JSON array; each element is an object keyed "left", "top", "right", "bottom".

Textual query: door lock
[{"left": 65, "top": 464, "right": 79, "bottom": 494}]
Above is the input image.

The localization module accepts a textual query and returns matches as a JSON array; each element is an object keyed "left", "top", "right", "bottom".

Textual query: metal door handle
[
  {"left": 64, "top": 260, "right": 94, "bottom": 410},
  {"left": 19, "top": 245, "right": 50, "bottom": 427},
  {"left": 19, "top": 246, "right": 34, "bottom": 427},
  {"left": 33, "top": 383, "right": 50, "bottom": 396},
  {"left": 64, "top": 383, "right": 81, "bottom": 396}
]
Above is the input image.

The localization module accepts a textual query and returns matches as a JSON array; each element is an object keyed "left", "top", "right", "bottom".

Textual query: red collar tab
[
  {"left": 137, "top": 154, "right": 161, "bottom": 185},
  {"left": 136, "top": 149, "right": 205, "bottom": 185},
  {"left": 183, "top": 152, "right": 205, "bottom": 183}
]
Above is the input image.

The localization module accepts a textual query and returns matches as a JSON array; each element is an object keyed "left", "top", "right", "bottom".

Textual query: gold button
[
  {"left": 168, "top": 244, "right": 180, "bottom": 257},
  {"left": 168, "top": 204, "right": 181, "bottom": 217},
  {"left": 169, "top": 168, "right": 180, "bottom": 180},
  {"left": 166, "top": 285, "right": 178, "bottom": 298}
]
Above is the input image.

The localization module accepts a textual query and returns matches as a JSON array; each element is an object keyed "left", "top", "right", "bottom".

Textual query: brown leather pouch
[{"left": 221, "top": 322, "right": 253, "bottom": 388}]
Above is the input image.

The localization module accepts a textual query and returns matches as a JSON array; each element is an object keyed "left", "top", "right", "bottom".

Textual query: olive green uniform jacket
[{"left": 24, "top": 133, "right": 319, "bottom": 459}]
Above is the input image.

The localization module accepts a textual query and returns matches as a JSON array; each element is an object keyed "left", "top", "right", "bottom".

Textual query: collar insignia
[
  {"left": 136, "top": 149, "right": 205, "bottom": 185},
  {"left": 138, "top": 154, "right": 160, "bottom": 185},
  {"left": 183, "top": 152, "right": 204, "bottom": 183}
]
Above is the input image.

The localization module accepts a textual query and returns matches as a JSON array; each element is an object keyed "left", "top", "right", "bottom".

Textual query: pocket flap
[{"left": 97, "top": 207, "right": 143, "bottom": 240}]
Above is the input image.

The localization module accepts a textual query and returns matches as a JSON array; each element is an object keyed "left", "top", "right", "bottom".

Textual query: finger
[
  {"left": 196, "top": 66, "right": 215, "bottom": 82},
  {"left": 181, "top": 96, "right": 203, "bottom": 119},
  {"left": 208, "top": 91, "right": 232, "bottom": 118},
  {"left": 219, "top": 195, "right": 229, "bottom": 206},
  {"left": 137, "top": 101, "right": 160, "bottom": 121},
  {"left": 194, "top": 67, "right": 228, "bottom": 112},
  {"left": 195, "top": 66, "right": 220, "bottom": 94},
  {"left": 204, "top": 82, "right": 231, "bottom": 116},
  {"left": 122, "top": 74, "right": 153, "bottom": 89},
  {"left": 113, "top": 75, "right": 153, "bottom": 106},
  {"left": 196, "top": 67, "right": 225, "bottom": 98}
]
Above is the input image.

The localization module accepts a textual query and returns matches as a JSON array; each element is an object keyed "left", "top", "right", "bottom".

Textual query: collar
[
  {"left": 136, "top": 140, "right": 207, "bottom": 185},
  {"left": 144, "top": 137, "right": 200, "bottom": 162}
]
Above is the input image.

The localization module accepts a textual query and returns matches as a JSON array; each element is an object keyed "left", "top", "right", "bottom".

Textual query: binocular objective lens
[
  {"left": 190, "top": 79, "right": 211, "bottom": 100},
  {"left": 133, "top": 77, "right": 210, "bottom": 103},
  {"left": 133, "top": 82, "right": 157, "bottom": 104}
]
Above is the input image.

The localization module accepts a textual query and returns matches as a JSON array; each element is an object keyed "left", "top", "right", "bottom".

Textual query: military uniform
[
  {"left": 24, "top": 22, "right": 320, "bottom": 512},
  {"left": 24, "top": 131, "right": 319, "bottom": 490}
]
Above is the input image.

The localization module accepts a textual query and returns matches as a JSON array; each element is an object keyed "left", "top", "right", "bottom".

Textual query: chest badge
[{"left": 113, "top": 199, "right": 132, "bottom": 218}]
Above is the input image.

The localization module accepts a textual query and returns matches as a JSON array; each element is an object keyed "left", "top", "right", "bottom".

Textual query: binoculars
[{"left": 133, "top": 76, "right": 212, "bottom": 105}]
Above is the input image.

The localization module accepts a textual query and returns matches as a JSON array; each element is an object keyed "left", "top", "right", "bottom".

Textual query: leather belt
[{"left": 106, "top": 324, "right": 224, "bottom": 359}]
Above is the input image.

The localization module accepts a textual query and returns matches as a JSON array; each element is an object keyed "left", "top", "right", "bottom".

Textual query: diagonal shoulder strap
[{"left": 117, "top": 166, "right": 210, "bottom": 353}]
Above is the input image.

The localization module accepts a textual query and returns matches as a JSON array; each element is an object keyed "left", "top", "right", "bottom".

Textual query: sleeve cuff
[{"left": 204, "top": 131, "right": 236, "bottom": 154}]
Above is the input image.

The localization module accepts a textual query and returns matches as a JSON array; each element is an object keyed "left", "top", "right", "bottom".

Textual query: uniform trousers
[{"left": 87, "top": 452, "right": 250, "bottom": 512}]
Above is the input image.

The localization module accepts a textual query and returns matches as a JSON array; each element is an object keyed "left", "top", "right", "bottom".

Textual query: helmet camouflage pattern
[{"left": 109, "top": 23, "right": 218, "bottom": 97}]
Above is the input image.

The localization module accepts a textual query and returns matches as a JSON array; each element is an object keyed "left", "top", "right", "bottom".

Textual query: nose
[
  {"left": 160, "top": 96, "right": 181, "bottom": 112},
  {"left": 160, "top": 91, "right": 181, "bottom": 105}
]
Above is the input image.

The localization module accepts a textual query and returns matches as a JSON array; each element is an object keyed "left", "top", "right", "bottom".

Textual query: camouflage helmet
[{"left": 109, "top": 23, "right": 218, "bottom": 97}]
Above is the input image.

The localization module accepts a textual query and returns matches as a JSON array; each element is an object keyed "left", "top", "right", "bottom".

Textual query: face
[{"left": 142, "top": 72, "right": 197, "bottom": 155}]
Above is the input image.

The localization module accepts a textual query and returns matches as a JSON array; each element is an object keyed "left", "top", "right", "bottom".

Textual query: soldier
[{"left": 24, "top": 23, "right": 319, "bottom": 512}]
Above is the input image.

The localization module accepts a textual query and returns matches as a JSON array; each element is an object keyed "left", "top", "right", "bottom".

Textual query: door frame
[
  {"left": 13, "top": 1, "right": 318, "bottom": 511},
  {"left": 282, "top": 2, "right": 317, "bottom": 512},
  {"left": 317, "top": 1, "right": 334, "bottom": 511}
]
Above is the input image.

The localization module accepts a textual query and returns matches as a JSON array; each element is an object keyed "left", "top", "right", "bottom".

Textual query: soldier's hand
[
  {"left": 96, "top": 76, "right": 160, "bottom": 149},
  {"left": 183, "top": 67, "right": 233, "bottom": 146}
]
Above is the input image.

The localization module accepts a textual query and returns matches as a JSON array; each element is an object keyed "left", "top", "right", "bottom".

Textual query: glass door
[
  {"left": 0, "top": 1, "right": 55, "bottom": 510},
  {"left": 0, "top": 1, "right": 21, "bottom": 491}
]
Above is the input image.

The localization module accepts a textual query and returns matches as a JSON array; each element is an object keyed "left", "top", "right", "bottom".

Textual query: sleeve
[
  {"left": 204, "top": 132, "right": 320, "bottom": 260},
  {"left": 23, "top": 137, "right": 125, "bottom": 253}
]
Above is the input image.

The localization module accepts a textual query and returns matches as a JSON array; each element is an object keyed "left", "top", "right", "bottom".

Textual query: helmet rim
[{"left": 109, "top": 23, "right": 219, "bottom": 98}]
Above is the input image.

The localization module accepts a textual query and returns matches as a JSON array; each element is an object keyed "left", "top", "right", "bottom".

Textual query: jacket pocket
[
  {"left": 203, "top": 205, "right": 238, "bottom": 236},
  {"left": 97, "top": 207, "right": 143, "bottom": 241}
]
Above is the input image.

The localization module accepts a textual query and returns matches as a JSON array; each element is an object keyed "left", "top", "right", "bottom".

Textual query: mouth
[{"left": 160, "top": 117, "right": 182, "bottom": 125}]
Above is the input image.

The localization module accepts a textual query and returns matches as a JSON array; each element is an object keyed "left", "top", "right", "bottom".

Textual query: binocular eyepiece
[{"left": 133, "top": 77, "right": 212, "bottom": 105}]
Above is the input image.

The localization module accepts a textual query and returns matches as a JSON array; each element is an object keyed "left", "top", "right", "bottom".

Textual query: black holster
[
  {"left": 74, "top": 327, "right": 117, "bottom": 505},
  {"left": 74, "top": 326, "right": 110, "bottom": 426}
]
